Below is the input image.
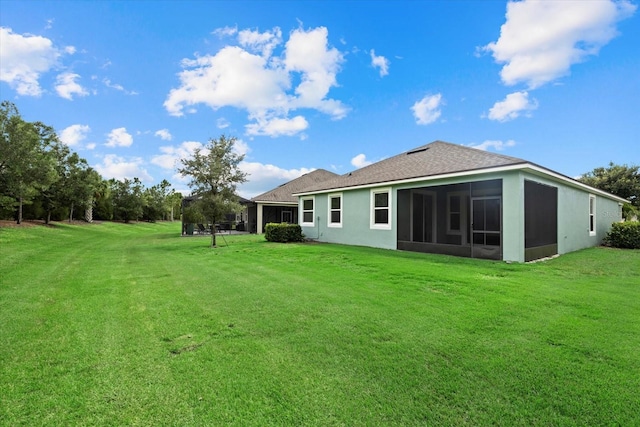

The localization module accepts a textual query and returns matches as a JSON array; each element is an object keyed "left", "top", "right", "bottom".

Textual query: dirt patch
[
  {"left": 0, "top": 220, "right": 45, "bottom": 228},
  {"left": 0, "top": 219, "right": 101, "bottom": 228}
]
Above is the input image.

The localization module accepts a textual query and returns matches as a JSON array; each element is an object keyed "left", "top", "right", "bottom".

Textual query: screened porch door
[{"left": 471, "top": 197, "right": 502, "bottom": 260}]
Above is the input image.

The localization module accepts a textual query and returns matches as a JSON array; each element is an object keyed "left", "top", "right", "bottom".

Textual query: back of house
[{"left": 293, "top": 141, "right": 625, "bottom": 262}]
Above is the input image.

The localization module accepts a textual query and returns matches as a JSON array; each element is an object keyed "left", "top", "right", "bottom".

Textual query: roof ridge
[{"left": 429, "top": 140, "right": 527, "bottom": 163}]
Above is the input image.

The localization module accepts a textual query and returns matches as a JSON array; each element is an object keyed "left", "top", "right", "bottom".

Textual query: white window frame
[
  {"left": 370, "top": 187, "right": 392, "bottom": 230},
  {"left": 618, "top": 203, "right": 624, "bottom": 222},
  {"left": 589, "top": 194, "right": 596, "bottom": 236},
  {"left": 301, "top": 196, "right": 315, "bottom": 227},
  {"left": 328, "top": 193, "right": 343, "bottom": 228}
]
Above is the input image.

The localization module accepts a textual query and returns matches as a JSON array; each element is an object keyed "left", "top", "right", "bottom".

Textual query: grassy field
[{"left": 1, "top": 221, "right": 639, "bottom": 426}]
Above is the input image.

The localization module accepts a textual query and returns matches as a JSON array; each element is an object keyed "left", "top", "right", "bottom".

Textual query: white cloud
[
  {"left": 64, "top": 46, "right": 76, "bottom": 55},
  {"left": 152, "top": 138, "right": 251, "bottom": 172},
  {"left": 151, "top": 141, "right": 203, "bottom": 170},
  {"left": 232, "top": 139, "right": 251, "bottom": 156},
  {"left": 370, "top": 49, "right": 389, "bottom": 77},
  {"left": 486, "top": 91, "right": 538, "bottom": 122},
  {"left": 470, "top": 139, "right": 516, "bottom": 151},
  {"left": 411, "top": 94, "right": 443, "bottom": 125},
  {"left": 0, "top": 27, "right": 60, "bottom": 96},
  {"left": 245, "top": 115, "right": 308, "bottom": 137},
  {"left": 164, "top": 46, "right": 289, "bottom": 116},
  {"left": 213, "top": 26, "right": 238, "bottom": 38},
  {"left": 239, "top": 161, "right": 314, "bottom": 199},
  {"left": 216, "top": 118, "right": 230, "bottom": 129},
  {"left": 165, "top": 25, "right": 347, "bottom": 137},
  {"left": 238, "top": 27, "right": 282, "bottom": 58},
  {"left": 351, "top": 153, "right": 373, "bottom": 169},
  {"left": 86, "top": 142, "right": 96, "bottom": 150},
  {"left": 59, "top": 124, "right": 90, "bottom": 146},
  {"left": 483, "top": 0, "right": 637, "bottom": 88},
  {"left": 55, "top": 72, "right": 88, "bottom": 100},
  {"left": 94, "top": 154, "right": 152, "bottom": 182},
  {"left": 284, "top": 27, "right": 347, "bottom": 118},
  {"left": 154, "top": 129, "right": 172, "bottom": 141},
  {"left": 103, "top": 78, "right": 138, "bottom": 95},
  {"left": 105, "top": 127, "right": 133, "bottom": 147}
]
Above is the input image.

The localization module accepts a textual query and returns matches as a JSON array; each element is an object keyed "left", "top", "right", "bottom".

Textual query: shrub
[
  {"left": 264, "top": 223, "right": 305, "bottom": 243},
  {"left": 603, "top": 221, "right": 640, "bottom": 249}
]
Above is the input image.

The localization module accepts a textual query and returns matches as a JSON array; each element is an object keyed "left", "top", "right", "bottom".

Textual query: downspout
[{"left": 307, "top": 215, "right": 321, "bottom": 240}]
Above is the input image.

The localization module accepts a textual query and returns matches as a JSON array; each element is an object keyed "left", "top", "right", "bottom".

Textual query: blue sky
[{"left": 1, "top": 0, "right": 638, "bottom": 198}]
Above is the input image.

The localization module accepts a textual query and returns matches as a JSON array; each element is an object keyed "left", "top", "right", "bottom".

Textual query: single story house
[
  {"left": 292, "top": 141, "right": 626, "bottom": 262},
  {"left": 248, "top": 169, "right": 338, "bottom": 234}
]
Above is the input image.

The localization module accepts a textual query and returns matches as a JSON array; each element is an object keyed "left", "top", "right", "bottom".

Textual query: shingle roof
[
  {"left": 251, "top": 169, "right": 339, "bottom": 203},
  {"left": 296, "top": 141, "right": 528, "bottom": 194}
]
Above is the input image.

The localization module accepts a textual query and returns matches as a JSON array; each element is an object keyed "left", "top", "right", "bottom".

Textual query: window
[
  {"left": 447, "top": 193, "right": 462, "bottom": 234},
  {"left": 618, "top": 203, "right": 624, "bottom": 222},
  {"left": 328, "top": 193, "right": 342, "bottom": 227},
  {"left": 371, "top": 188, "right": 392, "bottom": 230},
  {"left": 301, "top": 196, "right": 315, "bottom": 226},
  {"left": 589, "top": 195, "right": 596, "bottom": 236}
]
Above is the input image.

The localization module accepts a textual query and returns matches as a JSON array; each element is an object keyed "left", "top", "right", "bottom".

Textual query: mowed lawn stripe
[{"left": 1, "top": 222, "right": 639, "bottom": 425}]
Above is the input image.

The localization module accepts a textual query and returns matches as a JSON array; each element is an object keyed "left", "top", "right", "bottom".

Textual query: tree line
[{"left": 1, "top": 101, "right": 182, "bottom": 224}]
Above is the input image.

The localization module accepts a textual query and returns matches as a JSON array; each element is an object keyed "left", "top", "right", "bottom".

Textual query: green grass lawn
[{"left": 1, "top": 221, "right": 639, "bottom": 426}]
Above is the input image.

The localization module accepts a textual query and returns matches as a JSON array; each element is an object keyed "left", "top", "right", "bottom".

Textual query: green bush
[
  {"left": 264, "top": 223, "right": 305, "bottom": 243},
  {"left": 603, "top": 221, "right": 640, "bottom": 249}
]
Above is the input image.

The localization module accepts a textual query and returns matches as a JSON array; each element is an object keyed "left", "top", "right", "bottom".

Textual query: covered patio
[
  {"left": 397, "top": 179, "right": 503, "bottom": 260},
  {"left": 180, "top": 196, "right": 251, "bottom": 236}
]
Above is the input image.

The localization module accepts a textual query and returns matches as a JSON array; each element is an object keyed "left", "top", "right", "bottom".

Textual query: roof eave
[
  {"left": 293, "top": 163, "right": 629, "bottom": 204},
  {"left": 251, "top": 200, "right": 298, "bottom": 206},
  {"left": 521, "top": 164, "right": 629, "bottom": 204}
]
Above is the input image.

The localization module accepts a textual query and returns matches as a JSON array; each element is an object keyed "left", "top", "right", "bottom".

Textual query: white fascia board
[
  {"left": 292, "top": 163, "right": 629, "bottom": 204},
  {"left": 253, "top": 201, "right": 298, "bottom": 206},
  {"left": 522, "top": 164, "right": 629, "bottom": 204}
]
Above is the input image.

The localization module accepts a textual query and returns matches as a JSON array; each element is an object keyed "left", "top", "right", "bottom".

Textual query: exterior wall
[
  {"left": 519, "top": 172, "right": 622, "bottom": 256},
  {"left": 300, "top": 170, "right": 622, "bottom": 262},
  {"left": 302, "top": 172, "right": 512, "bottom": 252},
  {"left": 501, "top": 171, "right": 525, "bottom": 262},
  {"left": 300, "top": 187, "right": 396, "bottom": 249}
]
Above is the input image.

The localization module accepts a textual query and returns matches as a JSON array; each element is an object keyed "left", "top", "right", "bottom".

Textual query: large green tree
[
  {"left": 111, "top": 178, "right": 145, "bottom": 223},
  {"left": 0, "top": 101, "right": 58, "bottom": 223},
  {"left": 167, "top": 191, "right": 183, "bottom": 222},
  {"left": 66, "top": 159, "right": 102, "bottom": 223},
  {"left": 38, "top": 143, "right": 101, "bottom": 223},
  {"left": 177, "top": 135, "right": 247, "bottom": 247},
  {"left": 39, "top": 141, "right": 71, "bottom": 224},
  {"left": 91, "top": 179, "right": 113, "bottom": 221},
  {"left": 579, "top": 162, "right": 639, "bottom": 219},
  {"left": 143, "top": 179, "right": 175, "bottom": 222}
]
